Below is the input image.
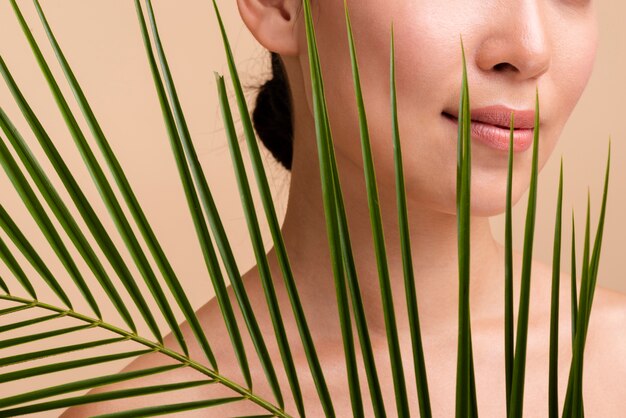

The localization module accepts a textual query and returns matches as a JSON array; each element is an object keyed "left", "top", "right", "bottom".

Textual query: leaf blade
[
  {"left": 390, "top": 22, "right": 431, "bottom": 418},
  {"left": 508, "top": 90, "right": 541, "bottom": 418},
  {"left": 0, "top": 349, "right": 152, "bottom": 383},
  {"left": 0, "top": 380, "right": 214, "bottom": 417},
  {"left": 504, "top": 111, "right": 515, "bottom": 415},
  {"left": 215, "top": 72, "right": 303, "bottom": 413},
  {"left": 0, "top": 364, "right": 184, "bottom": 409},
  {"left": 548, "top": 159, "right": 564, "bottom": 418},
  {"left": 13, "top": 0, "right": 187, "bottom": 349},
  {"left": 0, "top": 337, "right": 127, "bottom": 367},
  {"left": 93, "top": 396, "right": 244, "bottom": 418}
]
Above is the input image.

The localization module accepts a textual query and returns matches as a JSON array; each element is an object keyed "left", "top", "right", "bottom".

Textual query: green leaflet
[{"left": 0, "top": 1, "right": 612, "bottom": 417}]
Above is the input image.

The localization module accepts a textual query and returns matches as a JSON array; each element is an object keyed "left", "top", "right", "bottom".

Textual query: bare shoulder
[
  {"left": 60, "top": 267, "right": 275, "bottom": 417},
  {"left": 585, "top": 284, "right": 626, "bottom": 356},
  {"left": 577, "top": 284, "right": 626, "bottom": 414},
  {"left": 527, "top": 255, "right": 626, "bottom": 413}
]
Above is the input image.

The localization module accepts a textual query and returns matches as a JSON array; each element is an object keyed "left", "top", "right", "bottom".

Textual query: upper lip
[{"left": 443, "top": 105, "right": 536, "bottom": 129}]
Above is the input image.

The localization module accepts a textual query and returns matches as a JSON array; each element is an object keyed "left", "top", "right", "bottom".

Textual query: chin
[
  {"left": 470, "top": 201, "right": 511, "bottom": 218},
  {"left": 468, "top": 179, "right": 529, "bottom": 217}
]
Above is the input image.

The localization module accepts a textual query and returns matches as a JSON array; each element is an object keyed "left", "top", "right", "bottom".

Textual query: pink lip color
[{"left": 443, "top": 105, "right": 537, "bottom": 152}]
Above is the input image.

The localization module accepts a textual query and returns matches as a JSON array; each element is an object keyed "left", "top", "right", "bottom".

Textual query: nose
[{"left": 474, "top": 1, "right": 552, "bottom": 81}]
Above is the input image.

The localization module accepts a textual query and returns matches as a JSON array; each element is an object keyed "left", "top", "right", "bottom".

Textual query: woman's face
[{"left": 293, "top": 0, "right": 598, "bottom": 216}]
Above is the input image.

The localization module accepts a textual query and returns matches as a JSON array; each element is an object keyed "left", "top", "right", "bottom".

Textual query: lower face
[{"left": 298, "top": 0, "right": 598, "bottom": 217}]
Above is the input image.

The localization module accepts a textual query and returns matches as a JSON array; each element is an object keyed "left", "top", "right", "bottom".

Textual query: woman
[{"left": 64, "top": 0, "right": 626, "bottom": 416}]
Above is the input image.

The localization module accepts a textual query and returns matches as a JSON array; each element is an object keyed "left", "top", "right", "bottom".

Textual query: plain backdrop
[{"left": 0, "top": 1, "right": 624, "bottom": 416}]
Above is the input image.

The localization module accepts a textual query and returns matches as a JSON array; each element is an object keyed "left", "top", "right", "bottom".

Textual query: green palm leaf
[
  {"left": 390, "top": 24, "right": 432, "bottom": 418},
  {"left": 40, "top": 0, "right": 222, "bottom": 363},
  {"left": 548, "top": 159, "right": 564, "bottom": 418},
  {"left": 0, "top": 312, "right": 63, "bottom": 333},
  {"left": 0, "top": 349, "right": 153, "bottom": 383},
  {"left": 0, "top": 301, "right": 35, "bottom": 317},
  {"left": 0, "top": 364, "right": 185, "bottom": 409},
  {"left": 0, "top": 1, "right": 612, "bottom": 417},
  {"left": 0, "top": 204, "right": 71, "bottom": 308},
  {"left": 212, "top": 0, "right": 340, "bottom": 414},
  {"left": 0, "top": 294, "right": 286, "bottom": 416},
  {"left": 0, "top": 226, "right": 36, "bottom": 300},
  {"left": 562, "top": 190, "right": 591, "bottom": 417},
  {"left": 8, "top": 0, "right": 192, "bottom": 351},
  {"left": 0, "top": 337, "right": 129, "bottom": 367},
  {"left": 139, "top": 0, "right": 285, "bottom": 406},
  {"left": 133, "top": 0, "right": 249, "bottom": 379},
  {"left": 93, "top": 396, "right": 243, "bottom": 418},
  {"left": 508, "top": 90, "right": 541, "bottom": 418},
  {"left": 0, "top": 380, "right": 215, "bottom": 417},
  {"left": 455, "top": 39, "right": 478, "bottom": 418},
  {"left": 0, "top": 104, "right": 136, "bottom": 330},
  {"left": 0, "top": 56, "right": 101, "bottom": 319},
  {"left": 571, "top": 210, "right": 578, "bottom": 345},
  {"left": 0, "top": 273, "right": 8, "bottom": 295},
  {"left": 215, "top": 71, "right": 302, "bottom": 412},
  {"left": 0, "top": 317, "right": 91, "bottom": 350},
  {"left": 344, "top": 3, "right": 408, "bottom": 416},
  {"left": 562, "top": 141, "right": 611, "bottom": 417},
  {"left": 504, "top": 112, "right": 515, "bottom": 416}
]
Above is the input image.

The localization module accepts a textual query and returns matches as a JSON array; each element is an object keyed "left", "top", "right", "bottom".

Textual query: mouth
[{"left": 441, "top": 105, "right": 537, "bottom": 152}]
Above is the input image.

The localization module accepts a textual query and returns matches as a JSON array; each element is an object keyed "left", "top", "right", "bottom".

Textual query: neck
[{"left": 266, "top": 57, "right": 506, "bottom": 335}]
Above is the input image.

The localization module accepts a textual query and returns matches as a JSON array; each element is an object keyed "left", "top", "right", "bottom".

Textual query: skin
[{"left": 63, "top": 0, "right": 626, "bottom": 416}]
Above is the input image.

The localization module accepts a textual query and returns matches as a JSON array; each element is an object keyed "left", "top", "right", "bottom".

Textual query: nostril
[{"left": 493, "top": 62, "right": 519, "bottom": 73}]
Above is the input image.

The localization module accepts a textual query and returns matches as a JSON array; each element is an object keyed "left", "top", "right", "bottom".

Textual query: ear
[{"left": 236, "top": 0, "right": 301, "bottom": 56}]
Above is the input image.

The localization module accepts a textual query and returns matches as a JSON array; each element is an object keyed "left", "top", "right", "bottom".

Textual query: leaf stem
[{"left": 0, "top": 294, "right": 290, "bottom": 418}]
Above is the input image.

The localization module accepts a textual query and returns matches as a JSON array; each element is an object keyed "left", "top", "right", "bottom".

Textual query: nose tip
[{"left": 474, "top": 4, "right": 552, "bottom": 81}]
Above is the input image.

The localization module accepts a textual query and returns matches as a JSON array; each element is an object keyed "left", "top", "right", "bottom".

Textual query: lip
[{"left": 442, "top": 105, "right": 537, "bottom": 152}]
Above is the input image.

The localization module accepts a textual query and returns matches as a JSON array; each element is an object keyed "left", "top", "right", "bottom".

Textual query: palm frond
[
  {"left": 212, "top": 0, "right": 340, "bottom": 413},
  {"left": 139, "top": 0, "right": 285, "bottom": 406},
  {"left": 92, "top": 396, "right": 243, "bottom": 418},
  {"left": 9, "top": 0, "right": 194, "bottom": 352},
  {"left": 548, "top": 159, "right": 564, "bottom": 418},
  {"left": 0, "top": 1, "right": 613, "bottom": 417},
  {"left": 134, "top": 0, "right": 248, "bottom": 379},
  {"left": 0, "top": 380, "right": 215, "bottom": 417},
  {"left": 0, "top": 301, "right": 35, "bottom": 317},
  {"left": 571, "top": 210, "right": 578, "bottom": 346},
  {"left": 504, "top": 112, "right": 515, "bottom": 415},
  {"left": 0, "top": 349, "right": 153, "bottom": 383},
  {"left": 0, "top": 312, "right": 63, "bottom": 333},
  {"left": 0, "top": 364, "right": 185, "bottom": 409},
  {"left": 0, "top": 104, "right": 134, "bottom": 329},
  {"left": 390, "top": 21, "right": 432, "bottom": 418},
  {"left": 508, "top": 90, "right": 541, "bottom": 418},
  {"left": 0, "top": 294, "right": 286, "bottom": 416},
  {"left": 0, "top": 221, "right": 36, "bottom": 300},
  {"left": 215, "top": 71, "right": 301, "bottom": 411},
  {"left": 0, "top": 55, "right": 101, "bottom": 319},
  {"left": 455, "top": 39, "right": 478, "bottom": 418},
  {"left": 344, "top": 3, "right": 409, "bottom": 416},
  {"left": 0, "top": 203, "right": 71, "bottom": 307},
  {"left": 0, "top": 337, "right": 129, "bottom": 367},
  {"left": 562, "top": 140, "right": 611, "bottom": 417}
]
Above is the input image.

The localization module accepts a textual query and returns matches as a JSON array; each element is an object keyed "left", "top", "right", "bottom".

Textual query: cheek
[
  {"left": 549, "top": 26, "right": 598, "bottom": 122},
  {"left": 535, "top": 16, "right": 598, "bottom": 176},
  {"left": 497, "top": 20, "right": 599, "bottom": 215},
  {"left": 301, "top": 1, "right": 598, "bottom": 217},
  {"left": 304, "top": 1, "right": 418, "bottom": 185},
  {"left": 323, "top": 3, "right": 465, "bottom": 177}
]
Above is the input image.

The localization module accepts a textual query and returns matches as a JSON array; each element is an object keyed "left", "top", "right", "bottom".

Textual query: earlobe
[{"left": 236, "top": 0, "right": 300, "bottom": 56}]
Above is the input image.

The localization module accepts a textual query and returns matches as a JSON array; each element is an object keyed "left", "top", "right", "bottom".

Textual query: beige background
[{"left": 0, "top": 1, "right": 624, "bottom": 415}]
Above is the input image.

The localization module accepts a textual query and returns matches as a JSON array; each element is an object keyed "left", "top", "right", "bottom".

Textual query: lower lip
[{"left": 442, "top": 113, "right": 534, "bottom": 153}]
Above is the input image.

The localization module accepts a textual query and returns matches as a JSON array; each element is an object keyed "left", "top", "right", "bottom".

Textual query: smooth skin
[{"left": 63, "top": 0, "right": 626, "bottom": 416}]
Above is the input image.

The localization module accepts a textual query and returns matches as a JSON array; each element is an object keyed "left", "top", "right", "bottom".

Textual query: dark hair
[{"left": 252, "top": 51, "right": 294, "bottom": 171}]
